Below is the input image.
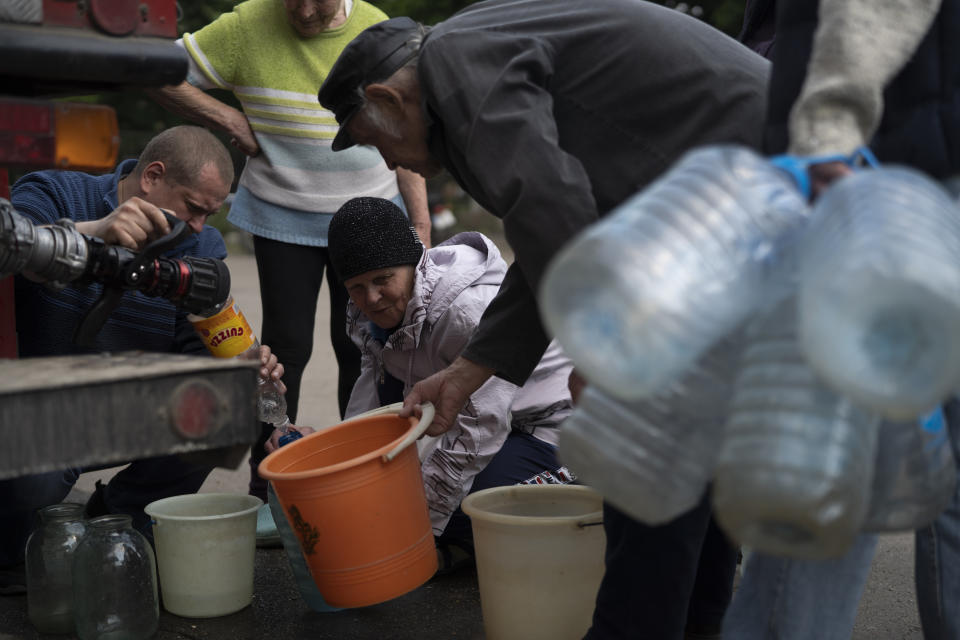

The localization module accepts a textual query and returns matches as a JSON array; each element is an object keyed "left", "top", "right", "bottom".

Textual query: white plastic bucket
[
  {"left": 461, "top": 485, "right": 606, "bottom": 640},
  {"left": 144, "top": 493, "right": 262, "bottom": 618}
]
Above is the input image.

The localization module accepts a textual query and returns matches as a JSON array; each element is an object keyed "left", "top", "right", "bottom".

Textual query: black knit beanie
[{"left": 328, "top": 197, "right": 425, "bottom": 282}]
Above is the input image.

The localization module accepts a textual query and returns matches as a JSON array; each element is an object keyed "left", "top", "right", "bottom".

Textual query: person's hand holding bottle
[{"left": 264, "top": 425, "right": 316, "bottom": 454}]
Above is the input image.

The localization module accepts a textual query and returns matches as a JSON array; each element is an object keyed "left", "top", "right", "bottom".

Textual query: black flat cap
[{"left": 319, "top": 17, "right": 421, "bottom": 152}]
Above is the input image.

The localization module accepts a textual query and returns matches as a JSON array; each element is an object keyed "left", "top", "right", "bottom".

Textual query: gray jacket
[
  {"left": 419, "top": 0, "right": 770, "bottom": 384},
  {"left": 344, "top": 232, "right": 573, "bottom": 534}
]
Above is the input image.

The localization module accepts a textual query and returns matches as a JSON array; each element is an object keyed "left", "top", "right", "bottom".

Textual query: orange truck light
[
  {"left": 0, "top": 98, "right": 118, "bottom": 171},
  {"left": 53, "top": 102, "right": 120, "bottom": 171}
]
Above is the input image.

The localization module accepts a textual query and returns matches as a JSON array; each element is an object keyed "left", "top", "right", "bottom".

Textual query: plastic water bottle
[
  {"left": 558, "top": 332, "right": 742, "bottom": 525},
  {"left": 863, "top": 407, "right": 956, "bottom": 532},
  {"left": 257, "top": 377, "right": 301, "bottom": 445},
  {"left": 541, "top": 145, "right": 809, "bottom": 401},
  {"left": 713, "top": 298, "right": 879, "bottom": 559},
  {"left": 798, "top": 167, "right": 960, "bottom": 419}
]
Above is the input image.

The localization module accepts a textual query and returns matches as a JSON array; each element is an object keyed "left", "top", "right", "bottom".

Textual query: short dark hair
[{"left": 133, "top": 125, "right": 234, "bottom": 188}]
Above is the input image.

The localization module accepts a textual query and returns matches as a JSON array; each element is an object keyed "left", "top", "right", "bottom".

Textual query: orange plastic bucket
[{"left": 258, "top": 403, "right": 437, "bottom": 608}]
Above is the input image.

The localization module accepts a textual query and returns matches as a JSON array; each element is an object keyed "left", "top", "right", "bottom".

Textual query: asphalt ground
[
  {"left": 0, "top": 252, "right": 926, "bottom": 639},
  {"left": 0, "top": 546, "right": 484, "bottom": 640}
]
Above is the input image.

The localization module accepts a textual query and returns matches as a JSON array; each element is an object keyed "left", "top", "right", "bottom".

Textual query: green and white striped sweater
[{"left": 181, "top": 0, "right": 399, "bottom": 214}]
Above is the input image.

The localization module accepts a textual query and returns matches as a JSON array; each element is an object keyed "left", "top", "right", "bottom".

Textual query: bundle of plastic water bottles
[{"left": 541, "top": 145, "right": 960, "bottom": 559}]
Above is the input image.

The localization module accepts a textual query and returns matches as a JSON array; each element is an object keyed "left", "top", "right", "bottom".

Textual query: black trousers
[
  {"left": 584, "top": 491, "right": 738, "bottom": 640},
  {"left": 247, "top": 236, "right": 361, "bottom": 499}
]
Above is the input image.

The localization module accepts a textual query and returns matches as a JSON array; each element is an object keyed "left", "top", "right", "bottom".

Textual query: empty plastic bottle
[
  {"left": 558, "top": 332, "right": 742, "bottom": 525},
  {"left": 257, "top": 374, "right": 301, "bottom": 444},
  {"left": 863, "top": 407, "right": 956, "bottom": 532},
  {"left": 713, "top": 299, "right": 879, "bottom": 559},
  {"left": 541, "top": 145, "right": 809, "bottom": 401},
  {"left": 25, "top": 503, "right": 86, "bottom": 634},
  {"left": 798, "top": 167, "right": 960, "bottom": 419}
]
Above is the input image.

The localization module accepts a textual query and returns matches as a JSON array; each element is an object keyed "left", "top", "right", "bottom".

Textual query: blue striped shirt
[{"left": 12, "top": 160, "right": 227, "bottom": 356}]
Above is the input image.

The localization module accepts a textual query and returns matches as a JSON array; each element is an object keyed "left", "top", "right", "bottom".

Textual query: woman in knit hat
[{"left": 268, "top": 196, "right": 575, "bottom": 572}]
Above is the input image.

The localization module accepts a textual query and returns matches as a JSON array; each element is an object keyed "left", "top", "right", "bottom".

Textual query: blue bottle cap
[{"left": 278, "top": 430, "right": 304, "bottom": 448}]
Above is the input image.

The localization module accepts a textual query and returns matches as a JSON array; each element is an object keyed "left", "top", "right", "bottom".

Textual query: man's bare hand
[
  {"left": 75, "top": 197, "right": 171, "bottom": 250},
  {"left": 400, "top": 357, "right": 494, "bottom": 436}
]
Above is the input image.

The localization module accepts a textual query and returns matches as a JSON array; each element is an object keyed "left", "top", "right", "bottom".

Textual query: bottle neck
[{"left": 189, "top": 295, "right": 233, "bottom": 321}]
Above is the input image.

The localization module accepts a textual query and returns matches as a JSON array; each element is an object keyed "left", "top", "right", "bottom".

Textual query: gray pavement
[{"left": 0, "top": 252, "right": 925, "bottom": 639}]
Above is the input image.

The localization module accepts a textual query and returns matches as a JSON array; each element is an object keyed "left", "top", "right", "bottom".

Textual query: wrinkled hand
[
  {"left": 257, "top": 344, "right": 286, "bottom": 392},
  {"left": 264, "top": 425, "right": 316, "bottom": 454},
  {"left": 400, "top": 357, "right": 494, "bottom": 436},
  {"left": 77, "top": 197, "right": 171, "bottom": 250},
  {"left": 809, "top": 160, "right": 854, "bottom": 199},
  {"left": 228, "top": 112, "right": 260, "bottom": 157},
  {"left": 568, "top": 369, "right": 587, "bottom": 405}
]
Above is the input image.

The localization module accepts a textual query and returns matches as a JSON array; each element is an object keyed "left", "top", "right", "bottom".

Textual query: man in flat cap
[{"left": 319, "top": 2, "right": 768, "bottom": 637}]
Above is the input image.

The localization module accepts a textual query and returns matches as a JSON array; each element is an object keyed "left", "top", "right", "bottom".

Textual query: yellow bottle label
[{"left": 190, "top": 300, "right": 256, "bottom": 358}]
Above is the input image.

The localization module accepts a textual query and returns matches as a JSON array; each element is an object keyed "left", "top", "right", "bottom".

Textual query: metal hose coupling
[{"left": 0, "top": 197, "right": 88, "bottom": 286}]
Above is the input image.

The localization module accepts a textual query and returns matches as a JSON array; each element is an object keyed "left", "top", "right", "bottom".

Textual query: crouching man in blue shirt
[{"left": 0, "top": 125, "right": 284, "bottom": 594}]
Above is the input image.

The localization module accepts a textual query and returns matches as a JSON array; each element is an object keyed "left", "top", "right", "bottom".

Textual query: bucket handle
[
  {"left": 382, "top": 402, "right": 435, "bottom": 463},
  {"left": 347, "top": 401, "right": 406, "bottom": 420},
  {"left": 337, "top": 402, "right": 435, "bottom": 463}
]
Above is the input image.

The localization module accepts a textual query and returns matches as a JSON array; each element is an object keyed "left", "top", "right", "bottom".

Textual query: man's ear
[
  {"left": 139, "top": 160, "right": 166, "bottom": 194},
  {"left": 365, "top": 83, "right": 404, "bottom": 114}
]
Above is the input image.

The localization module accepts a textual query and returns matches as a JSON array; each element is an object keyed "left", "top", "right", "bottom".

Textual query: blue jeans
[
  {"left": 722, "top": 534, "right": 878, "bottom": 639},
  {"left": 438, "top": 429, "right": 560, "bottom": 545},
  {"left": 722, "top": 398, "right": 960, "bottom": 640},
  {"left": 0, "top": 455, "right": 211, "bottom": 567}
]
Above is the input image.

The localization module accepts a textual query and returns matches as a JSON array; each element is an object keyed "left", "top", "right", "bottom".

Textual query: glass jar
[
  {"left": 73, "top": 514, "right": 158, "bottom": 640},
  {"left": 25, "top": 503, "right": 87, "bottom": 634}
]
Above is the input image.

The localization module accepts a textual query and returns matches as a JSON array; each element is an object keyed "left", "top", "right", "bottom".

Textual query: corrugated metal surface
[{"left": 0, "top": 352, "right": 260, "bottom": 478}]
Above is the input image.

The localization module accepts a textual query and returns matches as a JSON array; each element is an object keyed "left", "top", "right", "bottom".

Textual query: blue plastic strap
[
  {"left": 849, "top": 145, "right": 880, "bottom": 168},
  {"left": 920, "top": 406, "right": 946, "bottom": 434},
  {"left": 769, "top": 145, "right": 879, "bottom": 199}
]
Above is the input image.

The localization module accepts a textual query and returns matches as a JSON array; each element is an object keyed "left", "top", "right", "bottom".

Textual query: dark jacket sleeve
[
  {"left": 462, "top": 262, "right": 549, "bottom": 384},
  {"left": 738, "top": 0, "right": 777, "bottom": 58},
  {"left": 420, "top": 31, "right": 601, "bottom": 384}
]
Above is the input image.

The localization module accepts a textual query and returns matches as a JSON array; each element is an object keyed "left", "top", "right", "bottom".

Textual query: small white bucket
[
  {"left": 144, "top": 493, "right": 262, "bottom": 618},
  {"left": 462, "top": 485, "right": 606, "bottom": 640}
]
